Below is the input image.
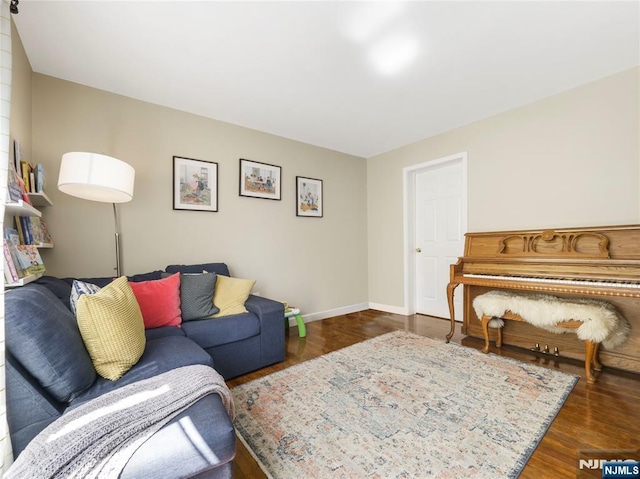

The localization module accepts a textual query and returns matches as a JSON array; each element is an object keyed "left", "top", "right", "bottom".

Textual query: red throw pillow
[{"left": 129, "top": 273, "right": 182, "bottom": 329}]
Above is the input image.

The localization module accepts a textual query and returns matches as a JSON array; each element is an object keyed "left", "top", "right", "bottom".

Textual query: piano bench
[
  {"left": 479, "top": 312, "right": 601, "bottom": 384},
  {"left": 473, "top": 290, "right": 630, "bottom": 385}
]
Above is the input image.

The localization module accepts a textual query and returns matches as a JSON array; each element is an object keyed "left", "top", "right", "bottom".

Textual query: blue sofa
[{"left": 5, "top": 262, "right": 285, "bottom": 478}]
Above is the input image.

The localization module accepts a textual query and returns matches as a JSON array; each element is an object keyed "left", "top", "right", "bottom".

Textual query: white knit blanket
[
  {"left": 5, "top": 364, "right": 234, "bottom": 479},
  {"left": 473, "top": 290, "right": 630, "bottom": 349}
]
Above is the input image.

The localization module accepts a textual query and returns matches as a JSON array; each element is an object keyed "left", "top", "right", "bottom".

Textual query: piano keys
[{"left": 446, "top": 224, "right": 640, "bottom": 374}]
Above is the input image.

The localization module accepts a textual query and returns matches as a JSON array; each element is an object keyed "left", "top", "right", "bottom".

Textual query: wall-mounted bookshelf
[
  {"left": 4, "top": 200, "right": 42, "bottom": 218},
  {"left": 27, "top": 191, "right": 53, "bottom": 208},
  {"left": 4, "top": 140, "right": 54, "bottom": 288},
  {"left": 5, "top": 273, "right": 44, "bottom": 288}
]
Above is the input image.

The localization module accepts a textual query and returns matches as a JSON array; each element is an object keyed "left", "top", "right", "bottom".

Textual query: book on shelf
[
  {"left": 10, "top": 141, "right": 37, "bottom": 202},
  {"left": 4, "top": 255, "right": 16, "bottom": 283},
  {"left": 13, "top": 244, "right": 46, "bottom": 276},
  {"left": 11, "top": 217, "right": 54, "bottom": 247},
  {"left": 15, "top": 172, "right": 32, "bottom": 205},
  {"left": 37, "top": 217, "right": 54, "bottom": 245},
  {"left": 35, "top": 163, "right": 46, "bottom": 193},
  {"left": 13, "top": 216, "right": 26, "bottom": 244},
  {"left": 5, "top": 227, "right": 21, "bottom": 249},
  {"left": 19, "top": 177, "right": 32, "bottom": 204},
  {"left": 17, "top": 160, "right": 46, "bottom": 194},
  {"left": 14, "top": 216, "right": 33, "bottom": 245},
  {"left": 13, "top": 139, "right": 22, "bottom": 177},
  {"left": 5, "top": 228, "right": 25, "bottom": 279},
  {"left": 3, "top": 239, "right": 20, "bottom": 282},
  {"left": 6, "top": 161, "right": 24, "bottom": 203},
  {"left": 22, "top": 216, "right": 33, "bottom": 244},
  {"left": 30, "top": 217, "right": 53, "bottom": 245},
  {"left": 20, "top": 160, "right": 31, "bottom": 193}
]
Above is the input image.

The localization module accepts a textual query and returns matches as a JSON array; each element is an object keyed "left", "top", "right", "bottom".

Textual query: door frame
[{"left": 402, "top": 151, "right": 468, "bottom": 316}]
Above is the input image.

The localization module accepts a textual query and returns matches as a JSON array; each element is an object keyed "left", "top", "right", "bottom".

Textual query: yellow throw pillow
[
  {"left": 212, "top": 275, "right": 256, "bottom": 317},
  {"left": 76, "top": 276, "right": 146, "bottom": 380}
]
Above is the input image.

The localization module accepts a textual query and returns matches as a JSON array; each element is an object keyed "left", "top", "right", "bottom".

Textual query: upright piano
[{"left": 446, "top": 224, "right": 640, "bottom": 374}]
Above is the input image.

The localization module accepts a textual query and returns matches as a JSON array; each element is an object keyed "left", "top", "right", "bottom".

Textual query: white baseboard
[
  {"left": 288, "top": 302, "right": 369, "bottom": 325},
  {"left": 368, "top": 302, "right": 411, "bottom": 316},
  {"left": 287, "top": 302, "right": 462, "bottom": 327}
]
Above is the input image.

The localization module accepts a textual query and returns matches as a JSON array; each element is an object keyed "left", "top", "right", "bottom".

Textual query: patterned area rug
[{"left": 232, "top": 330, "right": 578, "bottom": 478}]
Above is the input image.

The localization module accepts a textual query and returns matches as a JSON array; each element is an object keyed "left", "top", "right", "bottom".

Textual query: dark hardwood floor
[{"left": 227, "top": 310, "right": 640, "bottom": 479}]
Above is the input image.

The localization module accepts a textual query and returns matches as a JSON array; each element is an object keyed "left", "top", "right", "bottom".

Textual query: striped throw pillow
[{"left": 70, "top": 279, "right": 102, "bottom": 315}]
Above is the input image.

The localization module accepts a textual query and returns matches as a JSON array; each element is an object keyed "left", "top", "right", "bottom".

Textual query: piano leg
[
  {"left": 592, "top": 343, "right": 602, "bottom": 372},
  {"left": 584, "top": 340, "right": 601, "bottom": 384},
  {"left": 481, "top": 314, "right": 492, "bottom": 353},
  {"left": 446, "top": 282, "right": 459, "bottom": 343}
]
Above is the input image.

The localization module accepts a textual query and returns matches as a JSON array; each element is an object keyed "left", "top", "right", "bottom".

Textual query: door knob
[{"left": 415, "top": 248, "right": 421, "bottom": 253}]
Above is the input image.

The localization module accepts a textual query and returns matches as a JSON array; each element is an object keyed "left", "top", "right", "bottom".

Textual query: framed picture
[
  {"left": 173, "top": 156, "right": 218, "bottom": 212},
  {"left": 239, "top": 158, "right": 282, "bottom": 200},
  {"left": 296, "top": 176, "right": 323, "bottom": 217}
]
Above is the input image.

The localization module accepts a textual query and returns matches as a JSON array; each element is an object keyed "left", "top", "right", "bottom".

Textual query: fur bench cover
[{"left": 472, "top": 290, "right": 630, "bottom": 349}]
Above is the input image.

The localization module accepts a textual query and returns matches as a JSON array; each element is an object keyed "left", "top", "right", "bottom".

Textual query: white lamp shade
[{"left": 58, "top": 152, "right": 135, "bottom": 203}]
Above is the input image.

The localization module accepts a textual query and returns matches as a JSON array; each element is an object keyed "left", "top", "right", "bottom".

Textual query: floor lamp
[{"left": 57, "top": 152, "right": 135, "bottom": 277}]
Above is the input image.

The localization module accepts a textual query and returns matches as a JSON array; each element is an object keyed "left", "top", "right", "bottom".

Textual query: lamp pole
[{"left": 113, "top": 203, "right": 122, "bottom": 277}]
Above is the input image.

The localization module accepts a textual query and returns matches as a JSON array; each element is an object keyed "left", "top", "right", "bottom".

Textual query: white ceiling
[{"left": 13, "top": 1, "right": 640, "bottom": 158}]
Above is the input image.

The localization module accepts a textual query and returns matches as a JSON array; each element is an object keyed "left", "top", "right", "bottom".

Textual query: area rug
[{"left": 232, "top": 330, "right": 578, "bottom": 478}]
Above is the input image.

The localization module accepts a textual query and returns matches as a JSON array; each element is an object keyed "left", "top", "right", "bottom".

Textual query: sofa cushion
[
  {"left": 129, "top": 273, "right": 182, "bottom": 329},
  {"left": 37, "top": 272, "right": 165, "bottom": 311},
  {"left": 165, "top": 262, "right": 230, "bottom": 277},
  {"left": 76, "top": 277, "right": 146, "bottom": 381},
  {"left": 162, "top": 271, "right": 219, "bottom": 321},
  {"left": 70, "top": 335, "right": 214, "bottom": 407},
  {"left": 144, "top": 326, "right": 185, "bottom": 341},
  {"left": 35, "top": 276, "right": 74, "bottom": 310},
  {"left": 182, "top": 312, "right": 260, "bottom": 349},
  {"left": 5, "top": 285, "right": 96, "bottom": 403},
  {"left": 212, "top": 275, "right": 256, "bottom": 317},
  {"left": 128, "top": 270, "right": 165, "bottom": 282},
  {"left": 68, "top": 271, "right": 165, "bottom": 290}
]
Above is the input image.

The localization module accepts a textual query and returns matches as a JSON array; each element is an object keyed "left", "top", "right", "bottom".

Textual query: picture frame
[
  {"left": 239, "top": 158, "right": 282, "bottom": 200},
  {"left": 296, "top": 176, "right": 323, "bottom": 217},
  {"left": 173, "top": 156, "right": 218, "bottom": 212}
]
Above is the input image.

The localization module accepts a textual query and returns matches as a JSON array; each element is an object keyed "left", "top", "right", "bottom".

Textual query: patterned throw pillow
[
  {"left": 162, "top": 271, "right": 219, "bottom": 321},
  {"left": 70, "top": 279, "right": 102, "bottom": 314},
  {"left": 182, "top": 272, "right": 219, "bottom": 320},
  {"left": 76, "top": 276, "right": 146, "bottom": 381},
  {"left": 211, "top": 275, "right": 256, "bottom": 318}
]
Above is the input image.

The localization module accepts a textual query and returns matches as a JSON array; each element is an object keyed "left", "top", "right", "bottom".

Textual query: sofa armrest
[
  {"left": 120, "top": 394, "right": 235, "bottom": 479},
  {"left": 6, "top": 353, "right": 63, "bottom": 456},
  {"left": 245, "top": 295, "right": 285, "bottom": 366}
]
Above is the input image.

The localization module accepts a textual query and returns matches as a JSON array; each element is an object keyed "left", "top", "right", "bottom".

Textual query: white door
[{"left": 414, "top": 159, "right": 465, "bottom": 318}]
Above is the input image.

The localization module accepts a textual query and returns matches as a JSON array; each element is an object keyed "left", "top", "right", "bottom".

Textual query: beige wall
[
  {"left": 12, "top": 22, "right": 640, "bottom": 319},
  {"left": 32, "top": 75, "right": 369, "bottom": 317},
  {"left": 9, "top": 20, "right": 31, "bottom": 166},
  {"left": 367, "top": 67, "right": 640, "bottom": 310}
]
